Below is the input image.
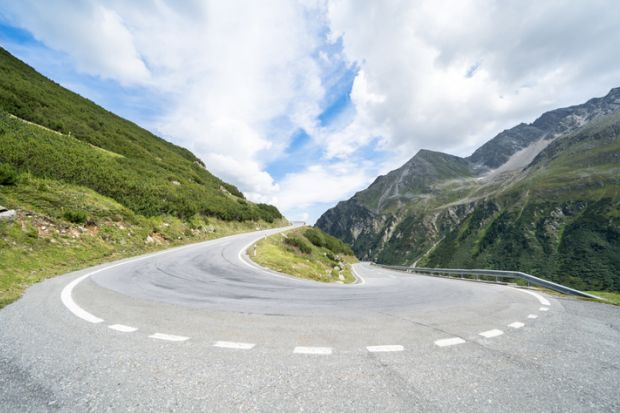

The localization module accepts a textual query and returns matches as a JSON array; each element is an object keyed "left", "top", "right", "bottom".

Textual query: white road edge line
[
  {"left": 60, "top": 273, "right": 104, "bottom": 324},
  {"left": 236, "top": 227, "right": 307, "bottom": 280},
  {"left": 108, "top": 324, "right": 138, "bottom": 333},
  {"left": 350, "top": 264, "right": 367, "bottom": 285},
  {"left": 366, "top": 345, "right": 404, "bottom": 353},
  {"left": 237, "top": 225, "right": 366, "bottom": 286},
  {"left": 149, "top": 333, "right": 189, "bottom": 342},
  {"left": 293, "top": 346, "right": 332, "bottom": 355},
  {"left": 479, "top": 329, "right": 504, "bottom": 338},
  {"left": 539, "top": 306, "right": 549, "bottom": 311},
  {"left": 434, "top": 337, "right": 466, "bottom": 347},
  {"left": 60, "top": 227, "right": 288, "bottom": 324},
  {"left": 528, "top": 314, "right": 538, "bottom": 319},
  {"left": 516, "top": 289, "right": 551, "bottom": 306},
  {"left": 508, "top": 322, "right": 525, "bottom": 329},
  {"left": 213, "top": 341, "right": 255, "bottom": 350}
]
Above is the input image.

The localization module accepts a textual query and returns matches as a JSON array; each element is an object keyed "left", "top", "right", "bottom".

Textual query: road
[{"left": 1, "top": 226, "right": 619, "bottom": 412}]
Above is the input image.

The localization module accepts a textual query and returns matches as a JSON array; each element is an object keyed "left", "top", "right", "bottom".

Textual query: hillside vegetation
[
  {"left": 0, "top": 48, "right": 281, "bottom": 222},
  {"left": 250, "top": 227, "right": 358, "bottom": 283},
  {"left": 0, "top": 48, "right": 285, "bottom": 307}
]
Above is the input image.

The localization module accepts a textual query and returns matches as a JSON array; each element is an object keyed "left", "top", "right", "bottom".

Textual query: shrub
[
  {"left": 0, "top": 163, "right": 17, "bottom": 185},
  {"left": 304, "top": 227, "right": 325, "bottom": 247},
  {"left": 63, "top": 210, "right": 88, "bottom": 224},
  {"left": 284, "top": 236, "right": 312, "bottom": 254},
  {"left": 304, "top": 227, "right": 354, "bottom": 256}
]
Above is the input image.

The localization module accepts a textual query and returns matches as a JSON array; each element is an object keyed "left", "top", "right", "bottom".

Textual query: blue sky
[{"left": 1, "top": 1, "right": 620, "bottom": 223}]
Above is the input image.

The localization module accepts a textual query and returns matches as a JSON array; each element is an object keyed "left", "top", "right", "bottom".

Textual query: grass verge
[
  {"left": 249, "top": 226, "right": 358, "bottom": 284},
  {"left": 585, "top": 291, "right": 620, "bottom": 306}
]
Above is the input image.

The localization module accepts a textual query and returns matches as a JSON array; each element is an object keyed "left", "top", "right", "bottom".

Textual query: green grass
[
  {"left": 586, "top": 291, "right": 620, "bottom": 305},
  {"left": 0, "top": 174, "right": 286, "bottom": 308},
  {"left": 250, "top": 227, "right": 358, "bottom": 283}
]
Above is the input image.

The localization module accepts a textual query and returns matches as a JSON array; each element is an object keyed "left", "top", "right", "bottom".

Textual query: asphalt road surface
[{"left": 1, "top": 226, "right": 619, "bottom": 412}]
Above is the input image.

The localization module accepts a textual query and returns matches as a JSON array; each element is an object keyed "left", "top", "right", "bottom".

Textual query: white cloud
[
  {"left": 327, "top": 0, "right": 620, "bottom": 157},
  {"left": 0, "top": 0, "right": 151, "bottom": 85},
  {"left": 275, "top": 161, "right": 373, "bottom": 211},
  {"left": 3, "top": 0, "right": 620, "bottom": 222}
]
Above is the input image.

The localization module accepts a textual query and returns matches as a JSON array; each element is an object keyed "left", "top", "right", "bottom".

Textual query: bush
[
  {"left": 0, "top": 163, "right": 17, "bottom": 185},
  {"left": 304, "top": 227, "right": 354, "bottom": 256},
  {"left": 63, "top": 210, "right": 88, "bottom": 224},
  {"left": 304, "top": 227, "right": 325, "bottom": 247},
  {"left": 284, "top": 236, "right": 312, "bottom": 254}
]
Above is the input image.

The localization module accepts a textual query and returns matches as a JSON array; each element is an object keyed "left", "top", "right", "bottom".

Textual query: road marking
[
  {"left": 60, "top": 229, "right": 274, "bottom": 324},
  {"left": 479, "top": 329, "right": 504, "bottom": 338},
  {"left": 108, "top": 324, "right": 137, "bottom": 333},
  {"left": 528, "top": 314, "right": 538, "bottom": 319},
  {"left": 213, "top": 341, "right": 255, "bottom": 350},
  {"left": 539, "top": 306, "right": 549, "bottom": 311},
  {"left": 508, "top": 322, "right": 525, "bottom": 329},
  {"left": 434, "top": 337, "right": 466, "bottom": 347},
  {"left": 366, "top": 345, "right": 404, "bottom": 353},
  {"left": 516, "top": 289, "right": 551, "bottom": 306},
  {"left": 149, "top": 333, "right": 189, "bottom": 342},
  {"left": 60, "top": 273, "right": 104, "bottom": 324},
  {"left": 293, "top": 346, "right": 332, "bottom": 355},
  {"left": 350, "top": 265, "right": 367, "bottom": 285}
]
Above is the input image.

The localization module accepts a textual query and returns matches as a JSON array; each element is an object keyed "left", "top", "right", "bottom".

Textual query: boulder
[{"left": 0, "top": 206, "right": 16, "bottom": 221}]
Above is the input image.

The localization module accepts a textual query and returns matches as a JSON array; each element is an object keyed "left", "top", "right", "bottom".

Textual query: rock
[
  {"left": 145, "top": 235, "right": 155, "bottom": 244},
  {"left": 0, "top": 206, "right": 16, "bottom": 221}
]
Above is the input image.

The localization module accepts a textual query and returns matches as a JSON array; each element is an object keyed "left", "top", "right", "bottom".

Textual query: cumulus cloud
[
  {"left": 327, "top": 0, "right": 620, "bottom": 157},
  {"left": 2, "top": 0, "right": 620, "bottom": 222},
  {"left": 0, "top": 0, "right": 151, "bottom": 85}
]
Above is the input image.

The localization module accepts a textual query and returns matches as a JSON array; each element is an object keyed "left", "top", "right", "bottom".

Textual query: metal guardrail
[{"left": 374, "top": 264, "right": 602, "bottom": 300}]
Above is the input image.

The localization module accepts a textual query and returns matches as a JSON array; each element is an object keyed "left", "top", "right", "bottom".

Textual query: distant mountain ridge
[{"left": 317, "top": 88, "right": 620, "bottom": 291}]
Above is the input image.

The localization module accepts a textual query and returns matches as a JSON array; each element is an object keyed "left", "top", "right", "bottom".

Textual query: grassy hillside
[
  {"left": 0, "top": 48, "right": 281, "bottom": 222},
  {"left": 250, "top": 227, "right": 358, "bottom": 283},
  {"left": 0, "top": 47, "right": 286, "bottom": 307}
]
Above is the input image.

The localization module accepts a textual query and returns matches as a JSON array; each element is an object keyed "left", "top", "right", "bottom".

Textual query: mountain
[
  {"left": 317, "top": 88, "right": 620, "bottom": 291},
  {"left": 0, "top": 48, "right": 283, "bottom": 307}
]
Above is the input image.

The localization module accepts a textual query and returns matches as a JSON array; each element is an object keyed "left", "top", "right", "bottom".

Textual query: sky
[{"left": 1, "top": 1, "right": 620, "bottom": 223}]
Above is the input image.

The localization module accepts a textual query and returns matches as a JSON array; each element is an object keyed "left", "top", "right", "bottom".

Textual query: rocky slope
[{"left": 317, "top": 88, "right": 620, "bottom": 291}]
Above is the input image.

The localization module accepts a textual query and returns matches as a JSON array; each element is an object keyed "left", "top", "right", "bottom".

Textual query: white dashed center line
[
  {"left": 366, "top": 345, "right": 404, "bottom": 353},
  {"left": 213, "top": 341, "right": 255, "bottom": 350},
  {"left": 508, "top": 322, "right": 525, "bottom": 329},
  {"left": 434, "top": 337, "right": 466, "bottom": 347},
  {"left": 528, "top": 314, "right": 538, "bottom": 319},
  {"left": 479, "top": 329, "right": 504, "bottom": 338},
  {"left": 149, "top": 333, "right": 190, "bottom": 342},
  {"left": 539, "top": 306, "right": 549, "bottom": 311},
  {"left": 293, "top": 346, "right": 332, "bottom": 355},
  {"left": 108, "top": 324, "right": 137, "bottom": 333}
]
